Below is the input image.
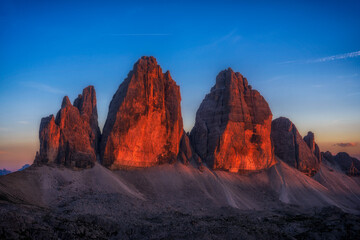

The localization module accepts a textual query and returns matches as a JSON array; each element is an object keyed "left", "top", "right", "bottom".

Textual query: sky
[{"left": 0, "top": 0, "right": 359, "bottom": 171}]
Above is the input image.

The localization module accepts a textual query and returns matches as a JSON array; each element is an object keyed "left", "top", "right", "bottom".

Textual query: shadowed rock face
[
  {"left": 322, "top": 151, "right": 360, "bottom": 176},
  {"left": 271, "top": 117, "right": 320, "bottom": 176},
  {"left": 100, "top": 56, "right": 183, "bottom": 169},
  {"left": 34, "top": 86, "right": 100, "bottom": 169},
  {"left": 303, "top": 131, "right": 322, "bottom": 162},
  {"left": 190, "top": 68, "right": 275, "bottom": 172},
  {"left": 177, "top": 131, "right": 203, "bottom": 168},
  {"left": 177, "top": 132, "right": 193, "bottom": 165}
]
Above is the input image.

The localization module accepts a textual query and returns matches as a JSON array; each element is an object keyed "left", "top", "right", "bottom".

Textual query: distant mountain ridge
[
  {"left": 322, "top": 151, "right": 360, "bottom": 176},
  {"left": 0, "top": 169, "right": 11, "bottom": 176},
  {"left": 0, "top": 164, "right": 30, "bottom": 176}
]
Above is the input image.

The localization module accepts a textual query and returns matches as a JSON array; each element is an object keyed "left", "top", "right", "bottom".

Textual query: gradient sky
[{"left": 1, "top": 1, "right": 360, "bottom": 171}]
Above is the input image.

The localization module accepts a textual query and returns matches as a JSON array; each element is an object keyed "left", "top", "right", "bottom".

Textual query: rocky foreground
[
  {"left": 1, "top": 202, "right": 359, "bottom": 240},
  {"left": 1, "top": 160, "right": 360, "bottom": 239}
]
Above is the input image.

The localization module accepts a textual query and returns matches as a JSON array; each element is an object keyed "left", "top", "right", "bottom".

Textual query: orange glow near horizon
[{"left": 0, "top": 142, "right": 37, "bottom": 171}]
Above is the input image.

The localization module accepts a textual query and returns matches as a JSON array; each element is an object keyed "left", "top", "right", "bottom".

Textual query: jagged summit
[
  {"left": 100, "top": 56, "right": 184, "bottom": 169},
  {"left": 322, "top": 151, "right": 360, "bottom": 176},
  {"left": 30, "top": 57, "right": 357, "bottom": 179},
  {"left": 303, "top": 131, "right": 322, "bottom": 162},
  {"left": 61, "top": 96, "right": 72, "bottom": 108},
  {"left": 34, "top": 86, "right": 100, "bottom": 169},
  {"left": 190, "top": 68, "right": 275, "bottom": 172},
  {"left": 271, "top": 117, "right": 320, "bottom": 176}
]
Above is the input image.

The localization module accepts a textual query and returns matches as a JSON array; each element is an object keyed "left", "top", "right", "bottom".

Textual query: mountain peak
[
  {"left": 61, "top": 96, "right": 72, "bottom": 108},
  {"left": 73, "top": 85, "right": 98, "bottom": 120},
  {"left": 100, "top": 57, "right": 183, "bottom": 169},
  {"left": 191, "top": 70, "right": 275, "bottom": 172},
  {"left": 303, "top": 131, "right": 322, "bottom": 162},
  {"left": 34, "top": 86, "right": 100, "bottom": 169},
  {"left": 322, "top": 151, "right": 360, "bottom": 176},
  {"left": 215, "top": 68, "right": 248, "bottom": 90},
  {"left": 271, "top": 117, "right": 320, "bottom": 176},
  {"left": 133, "top": 56, "right": 159, "bottom": 72}
]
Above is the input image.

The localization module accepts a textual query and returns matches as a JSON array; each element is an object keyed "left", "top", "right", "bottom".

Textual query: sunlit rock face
[
  {"left": 100, "top": 56, "right": 183, "bottom": 169},
  {"left": 190, "top": 68, "right": 275, "bottom": 172},
  {"left": 34, "top": 86, "right": 100, "bottom": 169},
  {"left": 322, "top": 151, "right": 360, "bottom": 176},
  {"left": 303, "top": 131, "right": 322, "bottom": 163},
  {"left": 271, "top": 117, "right": 320, "bottom": 176}
]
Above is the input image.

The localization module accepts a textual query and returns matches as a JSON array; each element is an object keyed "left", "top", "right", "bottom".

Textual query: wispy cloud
[
  {"left": 280, "top": 50, "right": 360, "bottom": 64},
  {"left": 194, "top": 29, "right": 242, "bottom": 51},
  {"left": 334, "top": 142, "right": 358, "bottom": 147},
  {"left": 309, "top": 50, "right": 360, "bottom": 63},
  {"left": 110, "top": 33, "right": 170, "bottom": 36},
  {"left": 278, "top": 60, "right": 297, "bottom": 64},
  {"left": 206, "top": 29, "right": 242, "bottom": 47},
  {"left": 20, "top": 81, "right": 65, "bottom": 94},
  {"left": 17, "top": 121, "right": 29, "bottom": 125}
]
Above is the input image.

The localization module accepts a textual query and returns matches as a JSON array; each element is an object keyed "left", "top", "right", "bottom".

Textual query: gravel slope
[{"left": 0, "top": 160, "right": 359, "bottom": 239}]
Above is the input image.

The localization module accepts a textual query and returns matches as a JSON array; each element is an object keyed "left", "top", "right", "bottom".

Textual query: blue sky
[{"left": 1, "top": 0, "right": 360, "bottom": 170}]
